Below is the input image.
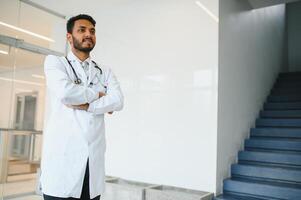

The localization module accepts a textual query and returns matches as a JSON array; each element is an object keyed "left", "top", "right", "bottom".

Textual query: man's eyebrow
[{"left": 78, "top": 26, "right": 95, "bottom": 30}]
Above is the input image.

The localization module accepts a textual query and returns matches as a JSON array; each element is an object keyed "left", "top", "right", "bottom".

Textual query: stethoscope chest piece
[{"left": 74, "top": 78, "right": 82, "bottom": 85}]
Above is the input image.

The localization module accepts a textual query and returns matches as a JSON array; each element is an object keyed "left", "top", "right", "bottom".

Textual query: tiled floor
[{"left": 0, "top": 178, "right": 213, "bottom": 200}]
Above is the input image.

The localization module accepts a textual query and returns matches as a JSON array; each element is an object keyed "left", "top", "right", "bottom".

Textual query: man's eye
[{"left": 79, "top": 29, "right": 85, "bottom": 33}]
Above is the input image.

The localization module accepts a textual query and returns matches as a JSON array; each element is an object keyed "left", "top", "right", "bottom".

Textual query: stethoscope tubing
[{"left": 65, "top": 57, "right": 102, "bottom": 85}]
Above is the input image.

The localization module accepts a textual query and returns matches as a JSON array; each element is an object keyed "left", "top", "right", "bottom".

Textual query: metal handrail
[{"left": 0, "top": 128, "right": 42, "bottom": 135}]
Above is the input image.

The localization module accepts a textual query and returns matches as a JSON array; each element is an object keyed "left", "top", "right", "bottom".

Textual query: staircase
[{"left": 215, "top": 72, "right": 301, "bottom": 200}]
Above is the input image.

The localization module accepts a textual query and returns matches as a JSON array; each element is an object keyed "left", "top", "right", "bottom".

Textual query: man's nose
[
  {"left": 84, "top": 33, "right": 91, "bottom": 37},
  {"left": 84, "top": 30, "right": 93, "bottom": 37}
]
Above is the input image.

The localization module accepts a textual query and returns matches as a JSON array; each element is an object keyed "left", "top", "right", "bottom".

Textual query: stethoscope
[{"left": 65, "top": 57, "right": 103, "bottom": 85}]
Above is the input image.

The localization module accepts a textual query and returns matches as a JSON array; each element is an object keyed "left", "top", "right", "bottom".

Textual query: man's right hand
[{"left": 99, "top": 92, "right": 106, "bottom": 98}]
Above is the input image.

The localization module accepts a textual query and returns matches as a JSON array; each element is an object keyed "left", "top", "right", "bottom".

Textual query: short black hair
[{"left": 67, "top": 14, "right": 96, "bottom": 33}]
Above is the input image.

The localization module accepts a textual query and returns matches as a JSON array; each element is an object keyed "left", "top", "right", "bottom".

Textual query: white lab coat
[{"left": 41, "top": 51, "right": 123, "bottom": 198}]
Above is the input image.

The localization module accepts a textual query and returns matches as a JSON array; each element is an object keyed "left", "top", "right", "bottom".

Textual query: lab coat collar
[
  {"left": 67, "top": 51, "right": 91, "bottom": 64},
  {"left": 89, "top": 61, "right": 100, "bottom": 84},
  {"left": 66, "top": 51, "right": 90, "bottom": 85},
  {"left": 66, "top": 51, "right": 100, "bottom": 84}
]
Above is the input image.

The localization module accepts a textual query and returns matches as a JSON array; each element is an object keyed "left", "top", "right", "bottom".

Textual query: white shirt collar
[{"left": 67, "top": 51, "right": 91, "bottom": 64}]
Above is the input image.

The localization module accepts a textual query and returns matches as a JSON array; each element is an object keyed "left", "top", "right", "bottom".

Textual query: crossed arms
[
  {"left": 44, "top": 55, "right": 124, "bottom": 115},
  {"left": 66, "top": 92, "right": 113, "bottom": 114}
]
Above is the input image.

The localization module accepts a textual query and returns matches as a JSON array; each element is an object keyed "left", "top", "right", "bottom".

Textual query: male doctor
[{"left": 41, "top": 14, "right": 123, "bottom": 200}]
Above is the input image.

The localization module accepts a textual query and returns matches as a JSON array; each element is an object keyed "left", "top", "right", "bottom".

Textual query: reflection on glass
[
  {"left": 0, "top": 48, "right": 45, "bottom": 199},
  {"left": 0, "top": 1, "right": 64, "bottom": 199},
  {"left": 0, "top": 0, "right": 65, "bottom": 53},
  {"left": 0, "top": 43, "right": 15, "bottom": 199}
]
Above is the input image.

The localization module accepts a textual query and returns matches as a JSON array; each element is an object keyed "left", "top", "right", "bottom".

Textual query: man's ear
[{"left": 66, "top": 33, "right": 72, "bottom": 44}]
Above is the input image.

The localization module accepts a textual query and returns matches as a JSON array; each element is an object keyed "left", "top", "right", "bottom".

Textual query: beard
[{"left": 72, "top": 35, "right": 95, "bottom": 53}]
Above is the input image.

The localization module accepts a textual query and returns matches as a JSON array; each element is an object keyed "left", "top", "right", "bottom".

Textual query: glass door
[
  {"left": 0, "top": 0, "right": 66, "bottom": 199},
  {"left": 1, "top": 49, "right": 46, "bottom": 200},
  {"left": 0, "top": 44, "right": 16, "bottom": 200}
]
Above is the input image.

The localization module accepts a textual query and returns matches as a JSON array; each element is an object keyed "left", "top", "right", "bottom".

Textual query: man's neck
[{"left": 71, "top": 48, "right": 90, "bottom": 62}]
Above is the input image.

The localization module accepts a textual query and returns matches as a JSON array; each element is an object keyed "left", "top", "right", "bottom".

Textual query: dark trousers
[{"left": 43, "top": 161, "right": 100, "bottom": 200}]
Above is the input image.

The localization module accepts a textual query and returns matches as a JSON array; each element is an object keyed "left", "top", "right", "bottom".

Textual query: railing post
[{"left": 0, "top": 130, "right": 9, "bottom": 183}]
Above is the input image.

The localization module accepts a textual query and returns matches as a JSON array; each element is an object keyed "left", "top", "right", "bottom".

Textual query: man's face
[{"left": 67, "top": 19, "right": 96, "bottom": 53}]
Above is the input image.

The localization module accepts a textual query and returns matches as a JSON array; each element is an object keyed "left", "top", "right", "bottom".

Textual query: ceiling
[
  {"left": 29, "top": 0, "right": 301, "bottom": 14},
  {"left": 248, "top": 0, "right": 301, "bottom": 9},
  {"left": 28, "top": 0, "right": 132, "bottom": 18}
]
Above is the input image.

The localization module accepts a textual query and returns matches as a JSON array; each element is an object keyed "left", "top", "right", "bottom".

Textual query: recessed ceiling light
[
  {"left": 32, "top": 74, "right": 45, "bottom": 79},
  {"left": 0, "top": 77, "right": 44, "bottom": 86},
  {"left": 0, "top": 21, "right": 55, "bottom": 42},
  {"left": 0, "top": 50, "right": 8, "bottom": 55},
  {"left": 195, "top": 1, "right": 219, "bottom": 23}
]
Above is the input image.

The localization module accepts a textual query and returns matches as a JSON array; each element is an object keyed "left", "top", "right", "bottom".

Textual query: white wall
[
  {"left": 92, "top": 0, "right": 219, "bottom": 193},
  {"left": 217, "top": 0, "right": 286, "bottom": 195},
  {"left": 287, "top": 1, "right": 301, "bottom": 71}
]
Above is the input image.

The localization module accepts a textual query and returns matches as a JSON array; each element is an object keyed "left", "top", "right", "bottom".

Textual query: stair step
[
  {"left": 8, "top": 163, "right": 33, "bottom": 175},
  {"left": 274, "top": 82, "right": 301, "bottom": 88},
  {"left": 238, "top": 151, "right": 301, "bottom": 167},
  {"left": 260, "top": 110, "right": 301, "bottom": 118},
  {"left": 271, "top": 88, "right": 301, "bottom": 95},
  {"left": 250, "top": 128, "right": 301, "bottom": 138},
  {"left": 231, "top": 164, "right": 301, "bottom": 184},
  {"left": 214, "top": 194, "right": 264, "bottom": 200},
  {"left": 245, "top": 138, "right": 301, "bottom": 152},
  {"left": 218, "top": 73, "right": 301, "bottom": 198},
  {"left": 279, "top": 72, "right": 301, "bottom": 77},
  {"left": 277, "top": 76, "right": 301, "bottom": 81},
  {"left": 223, "top": 178, "right": 301, "bottom": 200},
  {"left": 267, "top": 95, "right": 301, "bottom": 102},
  {"left": 264, "top": 102, "right": 301, "bottom": 110},
  {"left": 256, "top": 118, "right": 301, "bottom": 128},
  {"left": 275, "top": 78, "right": 301, "bottom": 82},
  {"left": 6, "top": 172, "right": 37, "bottom": 182}
]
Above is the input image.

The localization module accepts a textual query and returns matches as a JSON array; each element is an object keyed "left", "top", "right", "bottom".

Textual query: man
[{"left": 41, "top": 14, "right": 124, "bottom": 200}]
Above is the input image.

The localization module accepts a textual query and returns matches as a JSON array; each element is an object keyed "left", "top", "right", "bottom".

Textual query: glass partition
[
  {"left": 0, "top": 0, "right": 65, "bottom": 199},
  {"left": 0, "top": 40, "right": 46, "bottom": 200},
  {"left": 0, "top": 0, "right": 66, "bottom": 53},
  {"left": 0, "top": 44, "right": 16, "bottom": 200}
]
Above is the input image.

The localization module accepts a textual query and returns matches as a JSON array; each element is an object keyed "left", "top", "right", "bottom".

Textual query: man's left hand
[
  {"left": 67, "top": 103, "right": 89, "bottom": 111},
  {"left": 67, "top": 104, "right": 114, "bottom": 114}
]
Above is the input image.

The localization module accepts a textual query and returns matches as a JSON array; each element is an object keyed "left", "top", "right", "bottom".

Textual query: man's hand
[
  {"left": 67, "top": 103, "right": 89, "bottom": 111},
  {"left": 67, "top": 92, "right": 113, "bottom": 113},
  {"left": 99, "top": 92, "right": 106, "bottom": 98}
]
